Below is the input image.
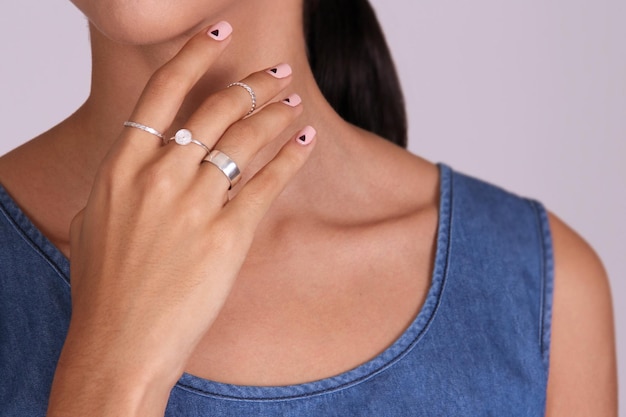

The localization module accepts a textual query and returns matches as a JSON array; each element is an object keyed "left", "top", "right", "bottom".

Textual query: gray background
[{"left": 1, "top": 0, "right": 624, "bottom": 409}]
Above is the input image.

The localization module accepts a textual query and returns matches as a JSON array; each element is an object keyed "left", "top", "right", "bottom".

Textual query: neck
[{"left": 62, "top": 1, "right": 360, "bottom": 212}]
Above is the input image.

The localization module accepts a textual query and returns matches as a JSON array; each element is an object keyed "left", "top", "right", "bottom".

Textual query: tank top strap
[{"left": 442, "top": 167, "right": 554, "bottom": 372}]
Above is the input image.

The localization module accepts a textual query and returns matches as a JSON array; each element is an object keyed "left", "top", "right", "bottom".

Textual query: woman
[{"left": 0, "top": 0, "right": 616, "bottom": 415}]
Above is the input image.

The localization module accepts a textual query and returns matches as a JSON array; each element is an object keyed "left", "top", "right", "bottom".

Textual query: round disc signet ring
[
  {"left": 203, "top": 150, "right": 241, "bottom": 189},
  {"left": 227, "top": 82, "right": 257, "bottom": 117},
  {"left": 170, "top": 129, "right": 211, "bottom": 156}
]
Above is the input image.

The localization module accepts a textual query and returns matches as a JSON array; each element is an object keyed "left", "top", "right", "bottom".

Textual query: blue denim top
[{"left": 0, "top": 164, "right": 553, "bottom": 416}]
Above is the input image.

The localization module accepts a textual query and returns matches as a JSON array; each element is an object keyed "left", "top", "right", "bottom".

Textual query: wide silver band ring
[
  {"left": 227, "top": 82, "right": 257, "bottom": 116},
  {"left": 203, "top": 150, "right": 241, "bottom": 189},
  {"left": 169, "top": 129, "right": 211, "bottom": 156},
  {"left": 123, "top": 121, "right": 165, "bottom": 144}
]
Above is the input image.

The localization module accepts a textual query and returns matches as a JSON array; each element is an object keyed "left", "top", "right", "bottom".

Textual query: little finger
[{"left": 222, "top": 126, "right": 317, "bottom": 230}]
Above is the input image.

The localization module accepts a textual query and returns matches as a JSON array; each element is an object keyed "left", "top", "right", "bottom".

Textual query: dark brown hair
[{"left": 304, "top": 0, "right": 408, "bottom": 148}]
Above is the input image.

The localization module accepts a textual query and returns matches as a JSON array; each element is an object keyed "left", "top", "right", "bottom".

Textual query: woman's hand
[{"left": 47, "top": 22, "right": 316, "bottom": 416}]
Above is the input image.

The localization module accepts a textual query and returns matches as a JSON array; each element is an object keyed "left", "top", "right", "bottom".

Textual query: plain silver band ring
[
  {"left": 169, "top": 129, "right": 211, "bottom": 157},
  {"left": 203, "top": 150, "right": 241, "bottom": 189},
  {"left": 123, "top": 121, "right": 165, "bottom": 143},
  {"left": 227, "top": 82, "right": 257, "bottom": 116}
]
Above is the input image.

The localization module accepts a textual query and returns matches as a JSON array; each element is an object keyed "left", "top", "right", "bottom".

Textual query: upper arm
[{"left": 544, "top": 211, "right": 617, "bottom": 416}]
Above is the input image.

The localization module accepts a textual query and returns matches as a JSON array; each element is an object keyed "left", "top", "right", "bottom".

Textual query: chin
[{"left": 71, "top": 0, "right": 213, "bottom": 45}]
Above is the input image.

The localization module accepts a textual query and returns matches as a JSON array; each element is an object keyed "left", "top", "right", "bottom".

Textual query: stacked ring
[
  {"left": 227, "top": 82, "right": 257, "bottom": 117},
  {"left": 203, "top": 150, "right": 241, "bottom": 190},
  {"left": 169, "top": 129, "right": 211, "bottom": 156},
  {"left": 123, "top": 121, "right": 165, "bottom": 144}
]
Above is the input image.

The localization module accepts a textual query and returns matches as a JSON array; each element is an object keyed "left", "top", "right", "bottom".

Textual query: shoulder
[
  {"left": 353, "top": 138, "right": 618, "bottom": 412},
  {"left": 445, "top": 169, "right": 617, "bottom": 416},
  {"left": 545, "top": 212, "right": 617, "bottom": 416},
  {"left": 446, "top": 169, "right": 617, "bottom": 415}
]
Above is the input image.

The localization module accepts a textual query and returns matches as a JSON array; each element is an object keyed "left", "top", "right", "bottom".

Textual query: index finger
[{"left": 121, "top": 21, "right": 233, "bottom": 153}]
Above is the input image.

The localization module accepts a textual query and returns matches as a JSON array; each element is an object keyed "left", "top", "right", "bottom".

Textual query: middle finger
[{"left": 164, "top": 64, "right": 293, "bottom": 162}]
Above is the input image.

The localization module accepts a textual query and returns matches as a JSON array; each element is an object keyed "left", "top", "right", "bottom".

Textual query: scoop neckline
[
  {"left": 174, "top": 163, "right": 453, "bottom": 401},
  {"left": 0, "top": 163, "right": 453, "bottom": 402},
  {"left": 0, "top": 183, "right": 71, "bottom": 287}
]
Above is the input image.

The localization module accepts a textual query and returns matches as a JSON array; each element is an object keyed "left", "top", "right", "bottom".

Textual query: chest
[{"left": 184, "top": 219, "right": 436, "bottom": 387}]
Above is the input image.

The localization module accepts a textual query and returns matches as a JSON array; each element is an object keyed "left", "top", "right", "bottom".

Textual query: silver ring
[
  {"left": 203, "top": 150, "right": 241, "bottom": 189},
  {"left": 123, "top": 121, "right": 165, "bottom": 144},
  {"left": 169, "top": 129, "right": 211, "bottom": 156},
  {"left": 227, "top": 82, "right": 257, "bottom": 116}
]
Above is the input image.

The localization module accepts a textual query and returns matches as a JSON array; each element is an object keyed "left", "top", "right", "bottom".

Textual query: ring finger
[{"left": 199, "top": 93, "right": 304, "bottom": 194}]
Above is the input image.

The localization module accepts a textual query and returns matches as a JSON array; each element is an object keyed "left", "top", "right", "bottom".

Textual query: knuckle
[
  {"left": 194, "top": 91, "right": 241, "bottom": 123},
  {"left": 255, "top": 170, "right": 283, "bottom": 196},
  {"left": 277, "top": 148, "right": 304, "bottom": 172},
  {"left": 227, "top": 121, "right": 257, "bottom": 144},
  {"left": 224, "top": 86, "right": 254, "bottom": 113},
  {"left": 210, "top": 89, "right": 243, "bottom": 114},
  {"left": 240, "top": 174, "right": 280, "bottom": 212},
  {"left": 94, "top": 154, "right": 129, "bottom": 192},
  {"left": 181, "top": 203, "right": 207, "bottom": 228},
  {"left": 208, "top": 88, "right": 232, "bottom": 105},
  {"left": 138, "top": 163, "right": 176, "bottom": 196}
]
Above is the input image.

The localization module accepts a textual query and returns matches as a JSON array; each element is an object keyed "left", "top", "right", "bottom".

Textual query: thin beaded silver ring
[{"left": 227, "top": 82, "right": 257, "bottom": 117}]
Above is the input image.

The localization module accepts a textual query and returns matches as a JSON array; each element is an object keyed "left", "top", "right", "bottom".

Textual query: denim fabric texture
[{"left": 0, "top": 164, "right": 553, "bottom": 416}]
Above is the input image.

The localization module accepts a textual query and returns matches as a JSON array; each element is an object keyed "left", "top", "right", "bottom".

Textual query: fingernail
[
  {"left": 207, "top": 21, "right": 232, "bottom": 41},
  {"left": 266, "top": 63, "right": 292, "bottom": 79},
  {"left": 282, "top": 94, "right": 302, "bottom": 107},
  {"left": 296, "top": 126, "right": 316, "bottom": 145}
]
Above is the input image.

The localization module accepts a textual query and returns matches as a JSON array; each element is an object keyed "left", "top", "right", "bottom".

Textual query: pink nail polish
[
  {"left": 266, "top": 63, "right": 292, "bottom": 79},
  {"left": 296, "top": 126, "right": 316, "bottom": 145},
  {"left": 207, "top": 21, "right": 232, "bottom": 41},
  {"left": 282, "top": 94, "right": 302, "bottom": 107}
]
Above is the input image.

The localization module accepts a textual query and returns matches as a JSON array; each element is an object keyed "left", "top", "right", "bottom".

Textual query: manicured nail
[
  {"left": 207, "top": 21, "right": 232, "bottom": 41},
  {"left": 296, "top": 126, "right": 316, "bottom": 145},
  {"left": 282, "top": 94, "right": 302, "bottom": 107},
  {"left": 266, "top": 63, "right": 292, "bottom": 79}
]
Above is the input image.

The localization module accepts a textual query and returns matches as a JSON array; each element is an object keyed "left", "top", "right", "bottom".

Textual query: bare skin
[
  {"left": 545, "top": 213, "right": 617, "bottom": 415},
  {"left": 0, "top": 0, "right": 616, "bottom": 414}
]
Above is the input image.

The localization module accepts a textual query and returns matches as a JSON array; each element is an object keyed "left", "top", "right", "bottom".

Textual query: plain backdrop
[{"left": 1, "top": 0, "right": 625, "bottom": 411}]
